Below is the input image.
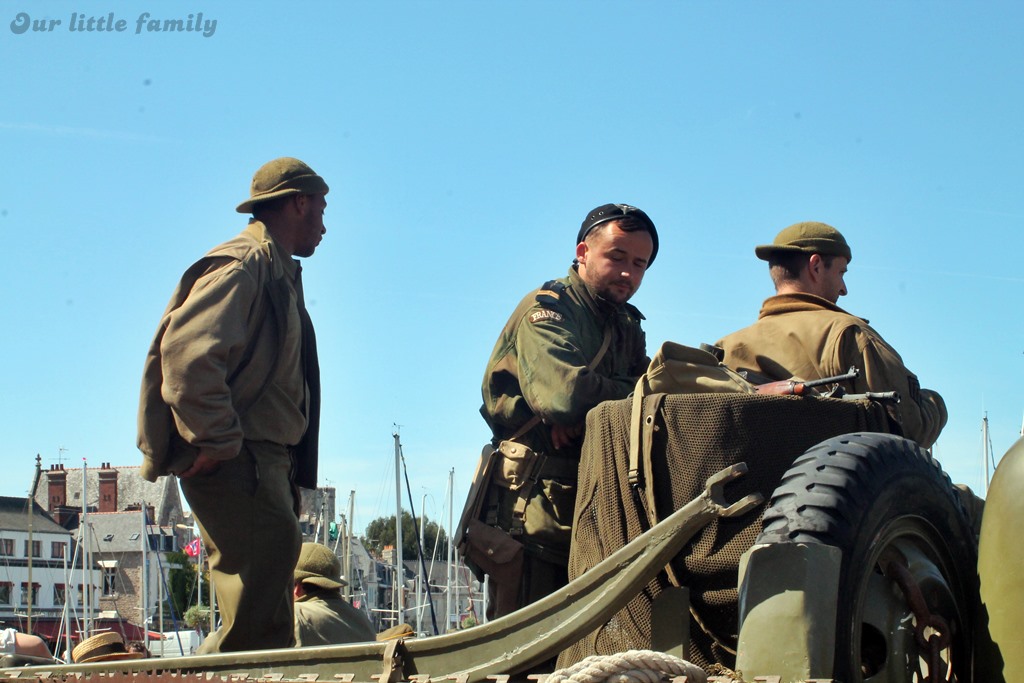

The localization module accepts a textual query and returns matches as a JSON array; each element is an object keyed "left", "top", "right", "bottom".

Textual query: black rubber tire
[{"left": 755, "top": 432, "right": 978, "bottom": 682}]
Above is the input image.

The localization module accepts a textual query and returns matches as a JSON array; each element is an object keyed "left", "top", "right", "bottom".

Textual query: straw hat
[{"left": 71, "top": 632, "right": 145, "bottom": 663}]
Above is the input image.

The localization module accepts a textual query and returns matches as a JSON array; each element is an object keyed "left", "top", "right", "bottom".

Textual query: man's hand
[
  {"left": 178, "top": 451, "right": 222, "bottom": 478},
  {"left": 550, "top": 422, "right": 584, "bottom": 450}
]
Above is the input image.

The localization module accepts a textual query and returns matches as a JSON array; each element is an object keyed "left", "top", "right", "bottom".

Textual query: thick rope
[{"left": 547, "top": 650, "right": 707, "bottom": 683}]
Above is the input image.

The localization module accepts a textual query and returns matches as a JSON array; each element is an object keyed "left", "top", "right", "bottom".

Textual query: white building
[{"left": 0, "top": 496, "right": 101, "bottom": 646}]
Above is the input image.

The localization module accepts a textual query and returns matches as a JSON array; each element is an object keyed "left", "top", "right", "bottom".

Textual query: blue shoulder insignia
[{"left": 535, "top": 280, "right": 566, "bottom": 308}]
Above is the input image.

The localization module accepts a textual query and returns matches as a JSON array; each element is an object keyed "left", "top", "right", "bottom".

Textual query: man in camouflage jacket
[{"left": 478, "top": 204, "right": 658, "bottom": 616}]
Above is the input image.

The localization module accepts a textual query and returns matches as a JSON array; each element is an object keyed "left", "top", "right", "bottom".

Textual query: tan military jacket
[
  {"left": 293, "top": 591, "right": 376, "bottom": 646},
  {"left": 716, "top": 292, "right": 947, "bottom": 448},
  {"left": 138, "top": 221, "right": 320, "bottom": 486}
]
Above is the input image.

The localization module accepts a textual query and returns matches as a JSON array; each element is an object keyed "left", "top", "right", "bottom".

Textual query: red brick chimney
[
  {"left": 98, "top": 463, "right": 118, "bottom": 513},
  {"left": 47, "top": 464, "right": 67, "bottom": 511}
]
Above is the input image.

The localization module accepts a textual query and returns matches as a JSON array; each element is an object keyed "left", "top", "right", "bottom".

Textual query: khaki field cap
[
  {"left": 236, "top": 157, "right": 329, "bottom": 214},
  {"left": 71, "top": 632, "right": 145, "bottom": 663},
  {"left": 294, "top": 542, "right": 347, "bottom": 589},
  {"left": 755, "top": 221, "right": 852, "bottom": 263}
]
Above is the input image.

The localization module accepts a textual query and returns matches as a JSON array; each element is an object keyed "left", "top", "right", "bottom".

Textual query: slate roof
[
  {"left": 0, "top": 496, "right": 68, "bottom": 535},
  {"left": 87, "top": 511, "right": 174, "bottom": 553},
  {"left": 34, "top": 465, "right": 182, "bottom": 526}
]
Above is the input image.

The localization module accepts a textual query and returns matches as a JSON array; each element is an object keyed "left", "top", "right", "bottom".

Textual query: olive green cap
[
  {"left": 236, "top": 157, "right": 329, "bottom": 214},
  {"left": 294, "top": 542, "right": 348, "bottom": 589},
  {"left": 754, "top": 221, "right": 852, "bottom": 262}
]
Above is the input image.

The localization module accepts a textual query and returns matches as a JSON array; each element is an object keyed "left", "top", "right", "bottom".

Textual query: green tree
[
  {"left": 163, "top": 548, "right": 209, "bottom": 618},
  {"left": 363, "top": 511, "right": 449, "bottom": 558},
  {"left": 183, "top": 605, "right": 211, "bottom": 634}
]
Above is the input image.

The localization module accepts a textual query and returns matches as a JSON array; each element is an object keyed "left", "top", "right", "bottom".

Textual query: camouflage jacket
[
  {"left": 480, "top": 266, "right": 649, "bottom": 456},
  {"left": 716, "top": 292, "right": 947, "bottom": 448}
]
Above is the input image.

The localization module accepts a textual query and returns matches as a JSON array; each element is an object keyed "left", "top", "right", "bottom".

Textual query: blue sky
[{"left": 2, "top": 1, "right": 1021, "bottom": 533}]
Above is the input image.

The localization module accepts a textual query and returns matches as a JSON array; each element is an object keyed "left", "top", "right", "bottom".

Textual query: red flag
[{"left": 184, "top": 538, "right": 200, "bottom": 557}]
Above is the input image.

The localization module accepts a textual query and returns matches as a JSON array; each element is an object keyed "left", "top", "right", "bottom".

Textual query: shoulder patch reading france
[{"left": 530, "top": 309, "right": 564, "bottom": 324}]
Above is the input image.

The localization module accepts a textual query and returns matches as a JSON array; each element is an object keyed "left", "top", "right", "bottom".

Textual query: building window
[
  {"left": 23, "top": 540, "right": 41, "bottom": 558},
  {"left": 51, "top": 542, "right": 65, "bottom": 559},
  {"left": 53, "top": 584, "right": 66, "bottom": 606},
  {"left": 0, "top": 539, "right": 13, "bottom": 556},
  {"left": 20, "top": 582, "right": 39, "bottom": 606},
  {"left": 76, "top": 584, "right": 84, "bottom": 606},
  {"left": 102, "top": 567, "right": 117, "bottom": 596},
  {"left": 0, "top": 582, "right": 11, "bottom": 605}
]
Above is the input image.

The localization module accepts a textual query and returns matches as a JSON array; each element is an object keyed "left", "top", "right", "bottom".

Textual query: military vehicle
[{"left": 1, "top": 393, "right": 1018, "bottom": 683}]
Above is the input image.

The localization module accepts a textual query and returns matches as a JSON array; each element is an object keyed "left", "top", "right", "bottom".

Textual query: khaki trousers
[{"left": 181, "top": 441, "right": 302, "bottom": 653}]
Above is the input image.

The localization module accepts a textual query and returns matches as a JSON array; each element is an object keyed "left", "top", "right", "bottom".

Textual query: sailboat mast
[
  {"left": 82, "top": 458, "right": 91, "bottom": 639},
  {"left": 141, "top": 505, "right": 149, "bottom": 651},
  {"left": 393, "top": 430, "right": 405, "bottom": 624},
  {"left": 63, "top": 552, "right": 71, "bottom": 661},
  {"left": 345, "top": 490, "right": 354, "bottom": 602},
  {"left": 27, "top": 455, "right": 42, "bottom": 631},
  {"left": 446, "top": 468, "right": 454, "bottom": 632},
  {"left": 982, "top": 414, "right": 992, "bottom": 496}
]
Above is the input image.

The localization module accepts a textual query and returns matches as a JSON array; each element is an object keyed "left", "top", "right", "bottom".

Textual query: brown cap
[
  {"left": 236, "top": 157, "right": 329, "bottom": 214},
  {"left": 755, "top": 221, "right": 852, "bottom": 262},
  {"left": 71, "top": 632, "right": 145, "bottom": 663},
  {"left": 294, "top": 542, "right": 347, "bottom": 590}
]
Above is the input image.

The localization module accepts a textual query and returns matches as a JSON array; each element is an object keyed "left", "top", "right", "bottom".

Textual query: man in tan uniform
[
  {"left": 716, "top": 221, "right": 947, "bottom": 448},
  {"left": 293, "top": 543, "right": 376, "bottom": 646},
  {"left": 138, "top": 158, "right": 327, "bottom": 652}
]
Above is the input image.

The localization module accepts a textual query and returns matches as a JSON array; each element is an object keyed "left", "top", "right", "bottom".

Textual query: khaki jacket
[
  {"left": 137, "top": 221, "right": 320, "bottom": 486},
  {"left": 716, "top": 292, "right": 947, "bottom": 448},
  {"left": 293, "top": 592, "right": 376, "bottom": 646}
]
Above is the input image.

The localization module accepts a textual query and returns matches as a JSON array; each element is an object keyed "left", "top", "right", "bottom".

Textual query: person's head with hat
[
  {"left": 574, "top": 203, "right": 658, "bottom": 305},
  {"left": 293, "top": 542, "right": 347, "bottom": 599},
  {"left": 755, "top": 221, "right": 851, "bottom": 304},
  {"left": 237, "top": 157, "right": 330, "bottom": 259},
  {"left": 71, "top": 632, "right": 145, "bottom": 664}
]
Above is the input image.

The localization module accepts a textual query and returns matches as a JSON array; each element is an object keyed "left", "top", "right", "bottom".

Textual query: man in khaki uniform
[
  {"left": 477, "top": 204, "right": 657, "bottom": 616},
  {"left": 293, "top": 543, "right": 376, "bottom": 646},
  {"left": 716, "top": 221, "right": 947, "bottom": 448},
  {"left": 138, "top": 158, "right": 327, "bottom": 652}
]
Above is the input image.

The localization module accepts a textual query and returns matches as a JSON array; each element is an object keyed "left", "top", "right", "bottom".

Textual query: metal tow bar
[{"left": 702, "top": 462, "right": 764, "bottom": 520}]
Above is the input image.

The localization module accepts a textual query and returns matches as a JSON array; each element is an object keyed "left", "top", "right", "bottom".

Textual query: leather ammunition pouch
[
  {"left": 456, "top": 326, "right": 612, "bottom": 595},
  {"left": 460, "top": 518, "right": 523, "bottom": 615},
  {"left": 456, "top": 443, "right": 528, "bottom": 593},
  {"left": 456, "top": 438, "right": 552, "bottom": 588},
  {"left": 493, "top": 439, "right": 544, "bottom": 491}
]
